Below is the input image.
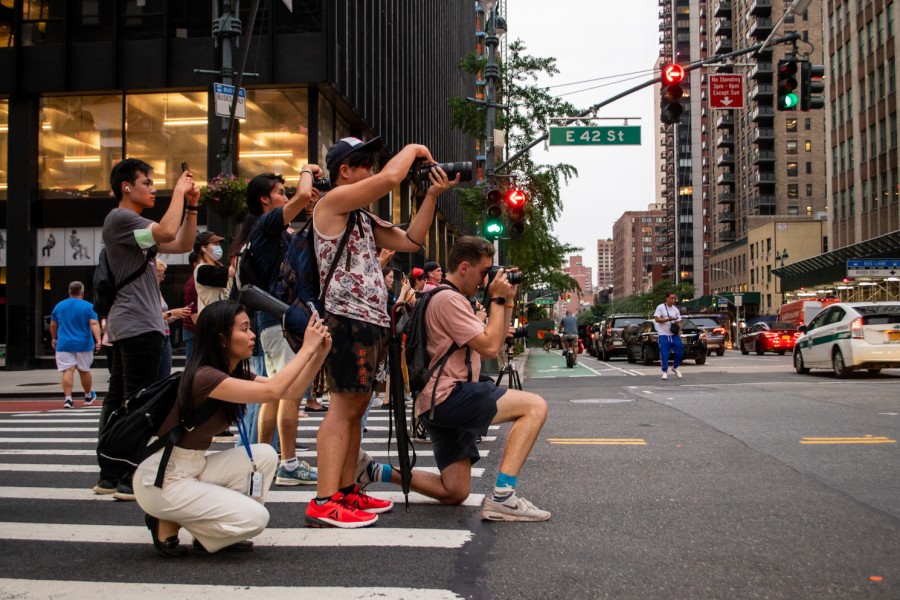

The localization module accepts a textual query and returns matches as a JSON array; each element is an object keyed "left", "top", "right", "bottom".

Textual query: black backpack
[
  {"left": 92, "top": 247, "right": 152, "bottom": 317},
  {"left": 232, "top": 239, "right": 264, "bottom": 293},
  {"left": 403, "top": 285, "right": 471, "bottom": 418},
  {"left": 269, "top": 211, "right": 362, "bottom": 352},
  {"left": 97, "top": 373, "right": 220, "bottom": 488}
]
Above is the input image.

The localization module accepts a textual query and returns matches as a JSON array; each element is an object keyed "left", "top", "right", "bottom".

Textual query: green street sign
[
  {"left": 534, "top": 298, "right": 554, "bottom": 305},
  {"left": 549, "top": 126, "right": 641, "bottom": 146}
]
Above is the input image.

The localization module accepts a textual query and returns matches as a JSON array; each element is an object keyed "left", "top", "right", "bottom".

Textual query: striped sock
[{"left": 493, "top": 472, "right": 518, "bottom": 501}]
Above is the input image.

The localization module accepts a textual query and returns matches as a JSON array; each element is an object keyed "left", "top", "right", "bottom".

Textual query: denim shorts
[
  {"left": 421, "top": 380, "right": 505, "bottom": 471},
  {"left": 323, "top": 313, "right": 388, "bottom": 393}
]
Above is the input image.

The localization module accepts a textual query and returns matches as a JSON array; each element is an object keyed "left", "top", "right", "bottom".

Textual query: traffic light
[
  {"left": 799, "top": 62, "right": 825, "bottom": 111},
  {"left": 711, "top": 296, "right": 718, "bottom": 308},
  {"left": 485, "top": 187, "right": 503, "bottom": 219},
  {"left": 659, "top": 64, "right": 685, "bottom": 125},
  {"left": 484, "top": 217, "right": 504, "bottom": 240},
  {"left": 505, "top": 188, "right": 527, "bottom": 238},
  {"left": 776, "top": 59, "right": 799, "bottom": 111}
]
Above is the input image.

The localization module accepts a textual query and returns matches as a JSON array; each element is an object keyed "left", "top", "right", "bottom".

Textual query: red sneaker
[
  {"left": 342, "top": 485, "right": 394, "bottom": 514},
  {"left": 305, "top": 493, "right": 378, "bottom": 528}
]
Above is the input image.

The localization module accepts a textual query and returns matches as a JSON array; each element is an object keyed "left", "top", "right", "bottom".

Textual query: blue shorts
[{"left": 421, "top": 380, "right": 506, "bottom": 471}]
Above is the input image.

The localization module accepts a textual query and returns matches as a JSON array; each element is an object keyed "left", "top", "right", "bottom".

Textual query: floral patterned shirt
[{"left": 313, "top": 210, "right": 389, "bottom": 327}]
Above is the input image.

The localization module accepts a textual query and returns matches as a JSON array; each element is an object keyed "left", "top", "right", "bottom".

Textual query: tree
[{"left": 449, "top": 41, "right": 580, "bottom": 295}]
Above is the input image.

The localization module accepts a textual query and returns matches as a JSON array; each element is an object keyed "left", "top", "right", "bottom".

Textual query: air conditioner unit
[{"left": 814, "top": 212, "right": 828, "bottom": 221}]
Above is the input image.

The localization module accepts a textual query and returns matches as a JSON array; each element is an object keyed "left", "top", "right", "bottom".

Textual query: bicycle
[{"left": 561, "top": 334, "right": 578, "bottom": 368}]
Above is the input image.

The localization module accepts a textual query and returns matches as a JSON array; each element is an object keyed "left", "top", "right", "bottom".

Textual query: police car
[{"left": 793, "top": 302, "right": 900, "bottom": 377}]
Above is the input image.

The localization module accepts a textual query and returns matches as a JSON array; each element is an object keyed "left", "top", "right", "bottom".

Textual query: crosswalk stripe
[
  {"left": 0, "top": 579, "right": 464, "bottom": 599},
  {"left": 0, "top": 522, "right": 474, "bottom": 549},
  {"left": 0, "top": 420, "right": 100, "bottom": 424},
  {"left": 0, "top": 486, "right": 486, "bottom": 506},
  {"left": 0, "top": 463, "right": 485, "bottom": 477}
]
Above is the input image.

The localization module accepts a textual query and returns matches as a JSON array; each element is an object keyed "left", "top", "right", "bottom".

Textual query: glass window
[
  {"left": 805, "top": 140, "right": 812, "bottom": 152},
  {"left": 21, "top": 0, "right": 65, "bottom": 45},
  {"left": 125, "top": 92, "right": 207, "bottom": 191},
  {"left": 0, "top": 98, "right": 7, "bottom": 200},
  {"left": 787, "top": 162, "right": 798, "bottom": 176},
  {"left": 806, "top": 161, "right": 812, "bottom": 174},
  {"left": 861, "top": 129, "right": 868, "bottom": 161},
  {"left": 121, "top": 0, "right": 164, "bottom": 40},
  {"left": 786, "top": 118, "right": 797, "bottom": 132},
  {"left": 168, "top": 1, "right": 212, "bottom": 38},
  {"left": 39, "top": 95, "right": 124, "bottom": 198},
  {"left": 237, "top": 89, "right": 309, "bottom": 182},
  {"left": 805, "top": 118, "right": 811, "bottom": 131},
  {"left": 787, "top": 183, "right": 799, "bottom": 198},
  {"left": 70, "top": 0, "right": 115, "bottom": 42},
  {"left": 787, "top": 206, "right": 799, "bottom": 215},
  {"left": 786, "top": 140, "right": 798, "bottom": 154},
  {"left": 806, "top": 183, "right": 813, "bottom": 196}
]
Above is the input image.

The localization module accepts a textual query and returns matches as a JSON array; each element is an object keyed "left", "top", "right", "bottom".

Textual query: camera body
[
  {"left": 311, "top": 177, "right": 332, "bottom": 192},
  {"left": 487, "top": 264, "right": 522, "bottom": 287},
  {"left": 408, "top": 158, "right": 473, "bottom": 190}
]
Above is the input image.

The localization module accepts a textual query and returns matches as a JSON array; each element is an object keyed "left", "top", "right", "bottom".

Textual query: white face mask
[{"left": 208, "top": 244, "right": 224, "bottom": 262}]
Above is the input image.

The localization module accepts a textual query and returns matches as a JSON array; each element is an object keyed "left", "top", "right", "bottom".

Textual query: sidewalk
[{"left": 0, "top": 367, "right": 112, "bottom": 400}]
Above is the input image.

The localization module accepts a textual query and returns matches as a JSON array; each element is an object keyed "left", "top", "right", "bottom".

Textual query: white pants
[{"left": 134, "top": 443, "right": 277, "bottom": 553}]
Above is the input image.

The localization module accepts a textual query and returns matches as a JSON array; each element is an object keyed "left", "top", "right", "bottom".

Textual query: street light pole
[{"left": 776, "top": 248, "right": 789, "bottom": 307}]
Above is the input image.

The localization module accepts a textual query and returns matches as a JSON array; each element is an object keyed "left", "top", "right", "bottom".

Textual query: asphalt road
[{"left": 0, "top": 350, "right": 898, "bottom": 599}]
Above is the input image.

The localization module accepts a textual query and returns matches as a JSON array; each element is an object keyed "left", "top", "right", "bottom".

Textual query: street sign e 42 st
[{"left": 549, "top": 126, "right": 641, "bottom": 146}]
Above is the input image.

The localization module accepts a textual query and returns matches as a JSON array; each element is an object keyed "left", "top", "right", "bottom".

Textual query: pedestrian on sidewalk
[{"left": 50, "top": 281, "right": 101, "bottom": 409}]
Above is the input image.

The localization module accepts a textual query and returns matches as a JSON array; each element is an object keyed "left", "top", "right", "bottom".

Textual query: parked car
[
  {"left": 740, "top": 321, "right": 801, "bottom": 355},
  {"left": 623, "top": 319, "right": 708, "bottom": 366},
  {"left": 682, "top": 314, "right": 727, "bottom": 356},
  {"left": 585, "top": 322, "right": 602, "bottom": 357},
  {"left": 594, "top": 314, "right": 645, "bottom": 361},
  {"left": 793, "top": 302, "right": 900, "bottom": 377}
]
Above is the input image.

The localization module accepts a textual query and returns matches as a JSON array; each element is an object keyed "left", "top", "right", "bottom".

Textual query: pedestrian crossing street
[{"left": 0, "top": 405, "right": 504, "bottom": 598}]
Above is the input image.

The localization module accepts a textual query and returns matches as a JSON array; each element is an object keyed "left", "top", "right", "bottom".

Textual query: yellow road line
[
  {"left": 800, "top": 435, "right": 896, "bottom": 445},
  {"left": 548, "top": 438, "right": 646, "bottom": 445}
]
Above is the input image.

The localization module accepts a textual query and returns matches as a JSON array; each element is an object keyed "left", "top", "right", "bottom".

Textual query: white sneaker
[
  {"left": 673, "top": 367, "right": 683, "bottom": 379},
  {"left": 661, "top": 372, "right": 668, "bottom": 380},
  {"left": 481, "top": 492, "right": 550, "bottom": 522}
]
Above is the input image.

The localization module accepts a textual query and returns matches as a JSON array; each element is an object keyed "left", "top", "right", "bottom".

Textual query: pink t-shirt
[{"left": 415, "top": 289, "right": 485, "bottom": 416}]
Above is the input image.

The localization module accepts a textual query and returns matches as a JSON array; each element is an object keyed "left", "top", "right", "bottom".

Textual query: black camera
[
  {"left": 408, "top": 158, "right": 473, "bottom": 190},
  {"left": 487, "top": 264, "right": 522, "bottom": 287},
  {"left": 509, "top": 326, "right": 528, "bottom": 339},
  {"left": 311, "top": 177, "right": 332, "bottom": 192}
]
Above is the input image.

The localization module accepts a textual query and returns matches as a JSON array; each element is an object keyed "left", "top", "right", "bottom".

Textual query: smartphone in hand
[{"left": 181, "top": 161, "right": 190, "bottom": 173}]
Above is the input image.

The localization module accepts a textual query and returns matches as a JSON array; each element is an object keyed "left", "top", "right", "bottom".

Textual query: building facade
[
  {"left": 0, "top": 1, "right": 476, "bottom": 367},
  {"left": 562, "top": 254, "right": 592, "bottom": 314},
  {"left": 596, "top": 238, "right": 614, "bottom": 296},
  {"left": 612, "top": 206, "right": 668, "bottom": 298}
]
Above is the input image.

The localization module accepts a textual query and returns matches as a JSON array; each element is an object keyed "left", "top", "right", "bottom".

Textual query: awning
[{"left": 773, "top": 230, "right": 900, "bottom": 291}]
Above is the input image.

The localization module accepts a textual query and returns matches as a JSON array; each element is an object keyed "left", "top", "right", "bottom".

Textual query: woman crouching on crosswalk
[{"left": 134, "top": 299, "right": 331, "bottom": 557}]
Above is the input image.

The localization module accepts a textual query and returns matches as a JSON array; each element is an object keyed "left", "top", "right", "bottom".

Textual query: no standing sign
[{"left": 710, "top": 74, "right": 744, "bottom": 109}]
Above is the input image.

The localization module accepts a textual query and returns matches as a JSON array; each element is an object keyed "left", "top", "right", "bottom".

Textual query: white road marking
[
  {"left": 0, "top": 579, "right": 464, "bottom": 600},
  {"left": 0, "top": 522, "right": 474, "bottom": 549}
]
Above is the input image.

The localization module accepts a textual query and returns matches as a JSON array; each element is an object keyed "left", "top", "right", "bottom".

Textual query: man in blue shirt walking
[{"left": 50, "top": 281, "right": 101, "bottom": 408}]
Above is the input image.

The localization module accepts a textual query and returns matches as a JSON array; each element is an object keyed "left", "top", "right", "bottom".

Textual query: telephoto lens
[
  {"left": 311, "top": 177, "right": 332, "bottom": 192},
  {"left": 409, "top": 159, "right": 473, "bottom": 189}
]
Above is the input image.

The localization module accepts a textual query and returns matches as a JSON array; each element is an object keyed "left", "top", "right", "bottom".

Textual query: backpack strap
[
  {"left": 110, "top": 249, "right": 153, "bottom": 292},
  {"left": 147, "top": 399, "right": 223, "bottom": 488},
  {"left": 317, "top": 210, "right": 359, "bottom": 305},
  {"left": 421, "top": 285, "right": 473, "bottom": 419}
]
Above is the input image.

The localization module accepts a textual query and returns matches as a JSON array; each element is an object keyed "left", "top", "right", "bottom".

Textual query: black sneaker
[
  {"left": 92, "top": 479, "right": 116, "bottom": 495},
  {"left": 113, "top": 482, "right": 135, "bottom": 501}
]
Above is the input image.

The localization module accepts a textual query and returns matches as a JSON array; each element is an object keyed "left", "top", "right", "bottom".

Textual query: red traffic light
[
  {"left": 662, "top": 64, "right": 685, "bottom": 85},
  {"left": 505, "top": 188, "right": 527, "bottom": 208}
]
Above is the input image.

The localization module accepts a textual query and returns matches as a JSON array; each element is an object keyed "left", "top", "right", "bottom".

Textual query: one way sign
[{"left": 710, "top": 74, "right": 744, "bottom": 109}]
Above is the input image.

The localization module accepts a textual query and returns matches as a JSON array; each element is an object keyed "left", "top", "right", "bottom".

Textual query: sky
[{"left": 504, "top": 1, "right": 662, "bottom": 284}]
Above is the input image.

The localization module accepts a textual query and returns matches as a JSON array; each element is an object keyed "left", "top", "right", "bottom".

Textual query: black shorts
[
  {"left": 421, "top": 380, "right": 506, "bottom": 471},
  {"left": 323, "top": 313, "right": 388, "bottom": 394}
]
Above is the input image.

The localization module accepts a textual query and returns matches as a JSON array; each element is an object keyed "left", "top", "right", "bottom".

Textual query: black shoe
[
  {"left": 92, "top": 479, "right": 116, "bottom": 495},
  {"left": 113, "top": 482, "right": 135, "bottom": 501},
  {"left": 145, "top": 514, "right": 187, "bottom": 558},
  {"left": 193, "top": 538, "right": 254, "bottom": 553},
  {"left": 304, "top": 405, "right": 328, "bottom": 413}
]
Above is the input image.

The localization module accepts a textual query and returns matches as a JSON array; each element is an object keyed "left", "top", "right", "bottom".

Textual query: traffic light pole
[{"left": 494, "top": 32, "right": 801, "bottom": 174}]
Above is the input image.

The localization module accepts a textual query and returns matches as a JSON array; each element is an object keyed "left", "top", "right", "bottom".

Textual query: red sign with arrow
[{"left": 710, "top": 74, "right": 744, "bottom": 109}]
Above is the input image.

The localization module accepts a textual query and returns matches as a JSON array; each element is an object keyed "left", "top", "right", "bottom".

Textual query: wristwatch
[
  {"left": 166, "top": 311, "right": 172, "bottom": 318},
  {"left": 491, "top": 296, "right": 507, "bottom": 306}
]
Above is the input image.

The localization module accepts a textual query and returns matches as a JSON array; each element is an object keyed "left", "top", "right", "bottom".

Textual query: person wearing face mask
[{"left": 193, "top": 231, "right": 235, "bottom": 319}]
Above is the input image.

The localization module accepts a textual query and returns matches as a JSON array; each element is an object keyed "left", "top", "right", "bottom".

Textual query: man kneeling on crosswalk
[{"left": 359, "top": 236, "right": 550, "bottom": 521}]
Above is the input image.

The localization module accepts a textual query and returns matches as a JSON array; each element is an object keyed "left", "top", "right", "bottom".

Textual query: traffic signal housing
[
  {"left": 505, "top": 188, "right": 527, "bottom": 238},
  {"left": 484, "top": 217, "right": 504, "bottom": 240},
  {"left": 659, "top": 64, "right": 685, "bottom": 125},
  {"left": 485, "top": 187, "right": 503, "bottom": 218},
  {"left": 799, "top": 62, "right": 825, "bottom": 110},
  {"left": 776, "top": 59, "right": 799, "bottom": 111}
]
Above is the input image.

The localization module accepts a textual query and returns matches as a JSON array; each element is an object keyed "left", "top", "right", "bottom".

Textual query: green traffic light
[
  {"left": 485, "top": 219, "right": 504, "bottom": 239},
  {"left": 781, "top": 93, "right": 798, "bottom": 109}
]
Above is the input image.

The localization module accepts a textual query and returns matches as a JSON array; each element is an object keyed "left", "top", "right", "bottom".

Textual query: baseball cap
[
  {"left": 410, "top": 267, "right": 425, "bottom": 280},
  {"left": 325, "top": 136, "right": 384, "bottom": 177},
  {"left": 193, "top": 230, "right": 224, "bottom": 253},
  {"left": 423, "top": 261, "right": 441, "bottom": 275}
]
